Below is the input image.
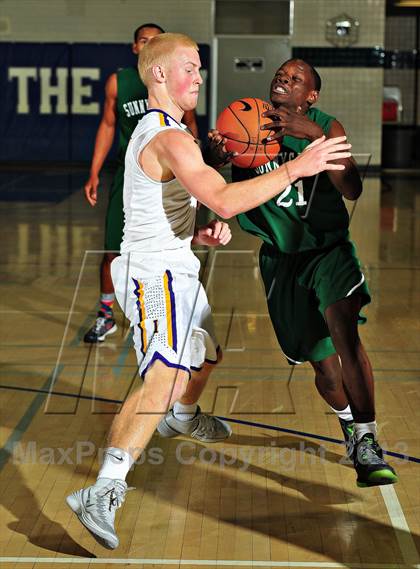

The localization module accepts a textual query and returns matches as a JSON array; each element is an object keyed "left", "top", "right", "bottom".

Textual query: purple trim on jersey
[
  {"left": 146, "top": 108, "right": 179, "bottom": 126},
  {"left": 140, "top": 351, "right": 191, "bottom": 379},
  {"left": 165, "top": 270, "right": 178, "bottom": 353}
]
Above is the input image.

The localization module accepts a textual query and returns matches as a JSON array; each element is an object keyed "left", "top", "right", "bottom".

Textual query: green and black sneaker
[
  {"left": 354, "top": 433, "right": 398, "bottom": 488},
  {"left": 339, "top": 418, "right": 356, "bottom": 461}
]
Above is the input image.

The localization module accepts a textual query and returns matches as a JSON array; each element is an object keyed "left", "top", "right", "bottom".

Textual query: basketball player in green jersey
[
  {"left": 83, "top": 23, "right": 199, "bottom": 343},
  {"left": 212, "top": 58, "right": 397, "bottom": 488}
]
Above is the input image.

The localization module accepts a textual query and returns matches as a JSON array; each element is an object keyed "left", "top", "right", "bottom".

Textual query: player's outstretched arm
[
  {"left": 158, "top": 131, "right": 351, "bottom": 219},
  {"left": 84, "top": 73, "right": 118, "bottom": 206}
]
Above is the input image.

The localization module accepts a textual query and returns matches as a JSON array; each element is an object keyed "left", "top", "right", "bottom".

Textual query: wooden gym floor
[{"left": 0, "top": 167, "right": 419, "bottom": 568}]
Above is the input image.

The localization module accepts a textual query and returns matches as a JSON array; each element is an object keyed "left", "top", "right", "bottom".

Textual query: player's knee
[
  {"left": 315, "top": 373, "right": 339, "bottom": 394},
  {"left": 143, "top": 363, "right": 188, "bottom": 407},
  {"left": 312, "top": 359, "right": 341, "bottom": 392},
  {"left": 325, "top": 296, "right": 361, "bottom": 347},
  {"left": 334, "top": 335, "right": 362, "bottom": 363}
]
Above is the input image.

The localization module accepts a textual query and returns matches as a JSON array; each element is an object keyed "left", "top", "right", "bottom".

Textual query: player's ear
[
  {"left": 152, "top": 65, "right": 166, "bottom": 83},
  {"left": 132, "top": 42, "right": 139, "bottom": 55},
  {"left": 307, "top": 90, "right": 319, "bottom": 106}
]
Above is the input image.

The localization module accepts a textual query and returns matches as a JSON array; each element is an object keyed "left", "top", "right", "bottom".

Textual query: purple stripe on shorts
[
  {"left": 140, "top": 351, "right": 191, "bottom": 379},
  {"left": 166, "top": 270, "right": 178, "bottom": 353}
]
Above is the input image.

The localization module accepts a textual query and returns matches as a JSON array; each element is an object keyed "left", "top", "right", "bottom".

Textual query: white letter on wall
[
  {"left": 71, "top": 68, "right": 100, "bottom": 114},
  {"left": 8, "top": 67, "right": 38, "bottom": 114},
  {"left": 39, "top": 68, "right": 68, "bottom": 114}
]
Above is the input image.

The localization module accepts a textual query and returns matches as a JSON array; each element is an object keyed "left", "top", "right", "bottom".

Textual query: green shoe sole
[{"left": 357, "top": 469, "right": 398, "bottom": 488}]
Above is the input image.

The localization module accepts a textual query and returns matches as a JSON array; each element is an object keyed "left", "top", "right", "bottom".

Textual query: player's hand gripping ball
[{"left": 216, "top": 98, "right": 281, "bottom": 168}]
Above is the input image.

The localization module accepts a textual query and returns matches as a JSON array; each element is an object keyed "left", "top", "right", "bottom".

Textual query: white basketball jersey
[{"left": 120, "top": 109, "right": 197, "bottom": 255}]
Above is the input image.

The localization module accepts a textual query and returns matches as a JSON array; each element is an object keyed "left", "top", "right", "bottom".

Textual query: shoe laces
[
  {"left": 357, "top": 436, "right": 383, "bottom": 465},
  {"left": 193, "top": 414, "right": 219, "bottom": 437},
  {"left": 96, "top": 481, "right": 133, "bottom": 519}
]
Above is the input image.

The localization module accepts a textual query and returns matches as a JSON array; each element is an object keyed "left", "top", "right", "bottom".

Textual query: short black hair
[
  {"left": 133, "top": 23, "right": 165, "bottom": 42},
  {"left": 310, "top": 65, "right": 322, "bottom": 92},
  {"left": 281, "top": 58, "right": 322, "bottom": 92}
]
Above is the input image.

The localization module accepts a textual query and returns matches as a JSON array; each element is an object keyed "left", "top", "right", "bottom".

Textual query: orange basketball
[{"left": 216, "top": 98, "right": 281, "bottom": 168}]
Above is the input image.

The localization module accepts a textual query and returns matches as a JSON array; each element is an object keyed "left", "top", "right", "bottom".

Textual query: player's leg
[
  {"left": 158, "top": 348, "right": 231, "bottom": 442},
  {"left": 318, "top": 243, "right": 397, "bottom": 486},
  {"left": 309, "top": 355, "right": 355, "bottom": 459},
  {"left": 66, "top": 360, "right": 190, "bottom": 550},
  {"left": 84, "top": 252, "right": 119, "bottom": 342},
  {"left": 157, "top": 285, "right": 231, "bottom": 442},
  {"left": 68, "top": 262, "right": 230, "bottom": 547},
  {"left": 69, "top": 260, "right": 192, "bottom": 548},
  {"left": 311, "top": 354, "right": 348, "bottom": 410},
  {"left": 259, "top": 244, "right": 356, "bottom": 454},
  {"left": 107, "top": 361, "right": 189, "bottom": 451},
  {"left": 324, "top": 294, "right": 374, "bottom": 423},
  {"left": 84, "top": 165, "right": 124, "bottom": 343}
]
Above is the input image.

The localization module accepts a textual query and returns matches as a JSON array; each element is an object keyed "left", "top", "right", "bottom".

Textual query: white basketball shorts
[{"left": 111, "top": 251, "right": 219, "bottom": 377}]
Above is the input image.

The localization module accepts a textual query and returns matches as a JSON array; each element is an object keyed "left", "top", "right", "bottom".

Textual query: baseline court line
[
  {"left": 380, "top": 485, "right": 420, "bottom": 565},
  {"left": 0, "top": 558, "right": 418, "bottom": 568}
]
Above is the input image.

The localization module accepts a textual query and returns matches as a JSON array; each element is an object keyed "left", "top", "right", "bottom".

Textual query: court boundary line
[
  {"left": 380, "top": 485, "right": 420, "bottom": 565},
  {"left": 0, "top": 558, "right": 418, "bottom": 567}
]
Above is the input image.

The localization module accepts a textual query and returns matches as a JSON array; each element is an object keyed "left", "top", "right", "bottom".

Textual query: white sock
[
  {"left": 173, "top": 401, "right": 198, "bottom": 421},
  {"left": 355, "top": 421, "right": 377, "bottom": 442},
  {"left": 330, "top": 404, "right": 353, "bottom": 422},
  {"left": 97, "top": 447, "right": 134, "bottom": 481}
]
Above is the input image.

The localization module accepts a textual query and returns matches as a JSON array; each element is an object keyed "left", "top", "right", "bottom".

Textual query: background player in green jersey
[
  {"left": 211, "top": 58, "right": 397, "bottom": 488},
  {"left": 83, "top": 23, "right": 199, "bottom": 343}
]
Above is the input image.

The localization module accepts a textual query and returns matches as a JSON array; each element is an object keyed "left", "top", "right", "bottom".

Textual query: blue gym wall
[{"left": 0, "top": 42, "right": 210, "bottom": 161}]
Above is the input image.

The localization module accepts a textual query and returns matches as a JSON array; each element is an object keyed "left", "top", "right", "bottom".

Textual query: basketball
[{"left": 216, "top": 97, "right": 281, "bottom": 168}]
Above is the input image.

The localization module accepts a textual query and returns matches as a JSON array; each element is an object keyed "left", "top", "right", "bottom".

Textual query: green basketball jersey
[
  {"left": 233, "top": 107, "right": 350, "bottom": 253},
  {"left": 116, "top": 66, "right": 149, "bottom": 161}
]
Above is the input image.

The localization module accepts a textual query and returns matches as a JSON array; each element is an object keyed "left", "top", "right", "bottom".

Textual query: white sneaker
[
  {"left": 66, "top": 478, "right": 129, "bottom": 549},
  {"left": 157, "top": 405, "right": 232, "bottom": 443}
]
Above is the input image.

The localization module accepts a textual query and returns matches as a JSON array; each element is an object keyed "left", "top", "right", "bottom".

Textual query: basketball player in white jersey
[{"left": 66, "top": 33, "right": 351, "bottom": 549}]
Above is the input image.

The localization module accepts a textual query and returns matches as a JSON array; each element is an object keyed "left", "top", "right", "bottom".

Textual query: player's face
[
  {"left": 166, "top": 47, "right": 203, "bottom": 112},
  {"left": 270, "top": 60, "right": 317, "bottom": 111},
  {"left": 132, "top": 27, "right": 162, "bottom": 55}
]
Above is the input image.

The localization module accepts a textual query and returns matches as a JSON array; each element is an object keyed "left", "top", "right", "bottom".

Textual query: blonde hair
[{"left": 138, "top": 33, "right": 198, "bottom": 85}]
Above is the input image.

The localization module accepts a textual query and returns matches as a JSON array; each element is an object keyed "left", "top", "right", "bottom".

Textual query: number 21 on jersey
[{"left": 276, "top": 180, "right": 307, "bottom": 208}]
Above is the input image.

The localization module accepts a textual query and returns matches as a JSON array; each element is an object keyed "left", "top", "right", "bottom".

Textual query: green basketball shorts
[
  {"left": 259, "top": 240, "right": 371, "bottom": 365},
  {"left": 104, "top": 164, "right": 125, "bottom": 252}
]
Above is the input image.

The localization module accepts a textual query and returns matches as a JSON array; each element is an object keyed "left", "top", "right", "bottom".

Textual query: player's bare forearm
[
  {"left": 89, "top": 72, "right": 118, "bottom": 177},
  {"left": 157, "top": 131, "right": 351, "bottom": 219},
  {"left": 214, "top": 164, "right": 300, "bottom": 218},
  {"left": 89, "top": 121, "right": 116, "bottom": 176},
  {"left": 327, "top": 159, "right": 362, "bottom": 201}
]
